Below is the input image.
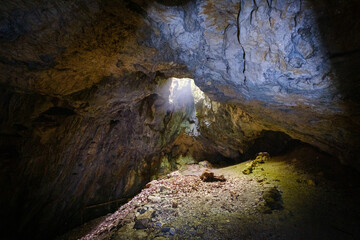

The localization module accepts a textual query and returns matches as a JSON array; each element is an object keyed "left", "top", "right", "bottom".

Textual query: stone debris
[
  {"left": 258, "top": 152, "right": 270, "bottom": 159},
  {"left": 148, "top": 195, "right": 161, "bottom": 203},
  {"left": 260, "top": 187, "right": 284, "bottom": 214},
  {"left": 80, "top": 164, "right": 260, "bottom": 240},
  {"left": 200, "top": 169, "right": 226, "bottom": 182},
  {"left": 133, "top": 208, "right": 155, "bottom": 229},
  {"left": 61, "top": 147, "right": 360, "bottom": 240},
  {"left": 198, "top": 160, "right": 213, "bottom": 168},
  {"left": 243, "top": 152, "right": 271, "bottom": 175},
  {"left": 171, "top": 200, "right": 178, "bottom": 208}
]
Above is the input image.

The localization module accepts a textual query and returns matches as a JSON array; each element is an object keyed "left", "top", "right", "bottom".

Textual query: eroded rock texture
[
  {"left": 0, "top": 0, "right": 359, "bottom": 238},
  {"left": 0, "top": 73, "right": 194, "bottom": 238},
  {"left": 144, "top": 0, "right": 360, "bottom": 165}
]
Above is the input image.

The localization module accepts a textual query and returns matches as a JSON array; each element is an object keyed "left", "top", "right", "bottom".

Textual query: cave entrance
[
  {"left": 167, "top": 77, "right": 206, "bottom": 138},
  {"left": 158, "top": 77, "right": 241, "bottom": 173},
  {"left": 168, "top": 77, "right": 206, "bottom": 106},
  {"left": 162, "top": 77, "right": 307, "bottom": 171}
]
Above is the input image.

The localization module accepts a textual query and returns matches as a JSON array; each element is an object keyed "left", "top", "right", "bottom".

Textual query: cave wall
[
  {"left": 0, "top": 0, "right": 359, "bottom": 238},
  {"left": 162, "top": 94, "right": 298, "bottom": 168},
  {"left": 0, "top": 72, "right": 193, "bottom": 238},
  {"left": 0, "top": 1, "right": 191, "bottom": 237},
  {"left": 1, "top": 0, "right": 358, "bottom": 165},
  {"left": 143, "top": 0, "right": 360, "bottom": 166}
]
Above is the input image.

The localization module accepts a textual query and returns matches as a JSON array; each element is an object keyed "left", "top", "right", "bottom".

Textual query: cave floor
[{"left": 60, "top": 145, "right": 360, "bottom": 240}]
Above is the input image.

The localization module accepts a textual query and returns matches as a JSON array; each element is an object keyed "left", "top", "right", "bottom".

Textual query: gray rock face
[
  {"left": 143, "top": 0, "right": 360, "bottom": 164},
  {"left": 146, "top": 0, "right": 332, "bottom": 104}
]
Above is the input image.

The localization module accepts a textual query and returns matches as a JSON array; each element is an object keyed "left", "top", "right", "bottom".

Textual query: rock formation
[{"left": 0, "top": 0, "right": 359, "bottom": 238}]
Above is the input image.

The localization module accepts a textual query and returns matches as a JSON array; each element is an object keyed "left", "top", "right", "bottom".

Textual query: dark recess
[
  {"left": 42, "top": 106, "right": 76, "bottom": 116},
  {"left": 155, "top": 0, "right": 193, "bottom": 6},
  {"left": 242, "top": 131, "right": 300, "bottom": 161}
]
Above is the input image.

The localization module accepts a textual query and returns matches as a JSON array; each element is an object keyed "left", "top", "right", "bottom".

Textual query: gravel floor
[{"left": 59, "top": 145, "right": 360, "bottom": 240}]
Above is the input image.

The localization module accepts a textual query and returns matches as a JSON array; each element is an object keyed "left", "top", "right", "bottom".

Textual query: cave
[{"left": 0, "top": 0, "right": 360, "bottom": 239}]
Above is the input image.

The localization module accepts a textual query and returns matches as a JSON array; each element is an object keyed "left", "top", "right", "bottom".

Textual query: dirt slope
[{"left": 58, "top": 145, "right": 360, "bottom": 240}]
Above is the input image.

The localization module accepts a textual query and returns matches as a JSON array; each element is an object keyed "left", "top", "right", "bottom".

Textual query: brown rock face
[
  {"left": 0, "top": 0, "right": 359, "bottom": 239},
  {"left": 0, "top": 73, "right": 192, "bottom": 238}
]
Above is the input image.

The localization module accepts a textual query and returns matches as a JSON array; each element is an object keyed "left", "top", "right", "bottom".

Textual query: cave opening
[{"left": 168, "top": 77, "right": 206, "bottom": 106}]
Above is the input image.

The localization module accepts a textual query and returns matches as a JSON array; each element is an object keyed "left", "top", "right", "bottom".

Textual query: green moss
[
  {"left": 242, "top": 154, "right": 269, "bottom": 175},
  {"left": 176, "top": 155, "right": 195, "bottom": 169},
  {"left": 160, "top": 156, "right": 171, "bottom": 170},
  {"left": 151, "top": 154, "right": 196, "bottom": 180},
  {"left": 242, "top": 163, "right": 253, "bottom": 175},
  {"left": 262, "top": 187, "right": 283, "bottom": 212},
  {"left": 151, "top": 156, "right": 172, "bottom": 180}
]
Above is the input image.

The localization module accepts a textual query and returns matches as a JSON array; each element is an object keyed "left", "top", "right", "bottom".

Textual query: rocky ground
[{"left": 58, "top": 145, "right": 360, "bottom": 240}]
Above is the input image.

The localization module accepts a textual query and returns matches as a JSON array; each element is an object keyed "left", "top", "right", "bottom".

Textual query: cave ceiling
[{"left": 1, "top": 0, "right": 359, "bottom": 166}]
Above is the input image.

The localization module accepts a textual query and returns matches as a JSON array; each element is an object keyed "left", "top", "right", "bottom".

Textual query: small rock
[
  {"left": 172, "top": 200, "right": 178, "bottom": 208},
  {"left": 262, "top": 187, "right": 283, "bottom": 211},
  {"left": 256, "top": 177, "right": 266, "bottom": 183},
  {"left": 257, "top": 152, "right": 270, "bottom": 158},
  {"left": 134, "top": 218, "right": 150, "bottom": 229},
  {"left": 133, "top": 200, "right": 141, "bottom": 207},
  {"left": 159, "top": 185, "right": 167, "bottom": 192},
  {"left": 307, "top": 179, "right": 316, "bottom": 186},
  {"left": 154, "top": 237, "right": 167, "bottom": 240},
  {"left": 169, "top": 228, "right": 176, "bottom": 235},
  {"left": 134, "top": 209, "right": 156, "bottom": 229},
  {"left": 243, "top": 153, "right": 270, "bottom": 174},
  {"left": 161, "top": 227, "right": 170, "bottom": 233},
  {"left": 145, "top": 180, "right": 157, "bottom": 188},
  {"left": 200, "top": 170, "right": 226, "bottom": 182},
  {"left": 199, "top": 160, "right": 212, "bottom": 168},
  {"left": 242, "top": 167, "right": 252, "bottom": 175},
  {"left": 138, "top": 207, "right": 147, "bottom": 214},
  {"left": 167, "top": 171, "right": 181, "bottom": 178},
  {"left": 148, "top": 195, "right": 161, "bottom": 203},
  {"left": 141, "top": 209, "right": 155, "bottom": 218}
]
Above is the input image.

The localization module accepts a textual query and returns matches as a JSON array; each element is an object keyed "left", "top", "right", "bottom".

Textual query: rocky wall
[
  {"left": 0, "top": 72, "right": 192, "bottom": 239},
  {"left": 144, "top": 0, "right": 360, "bottom": 167}
]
